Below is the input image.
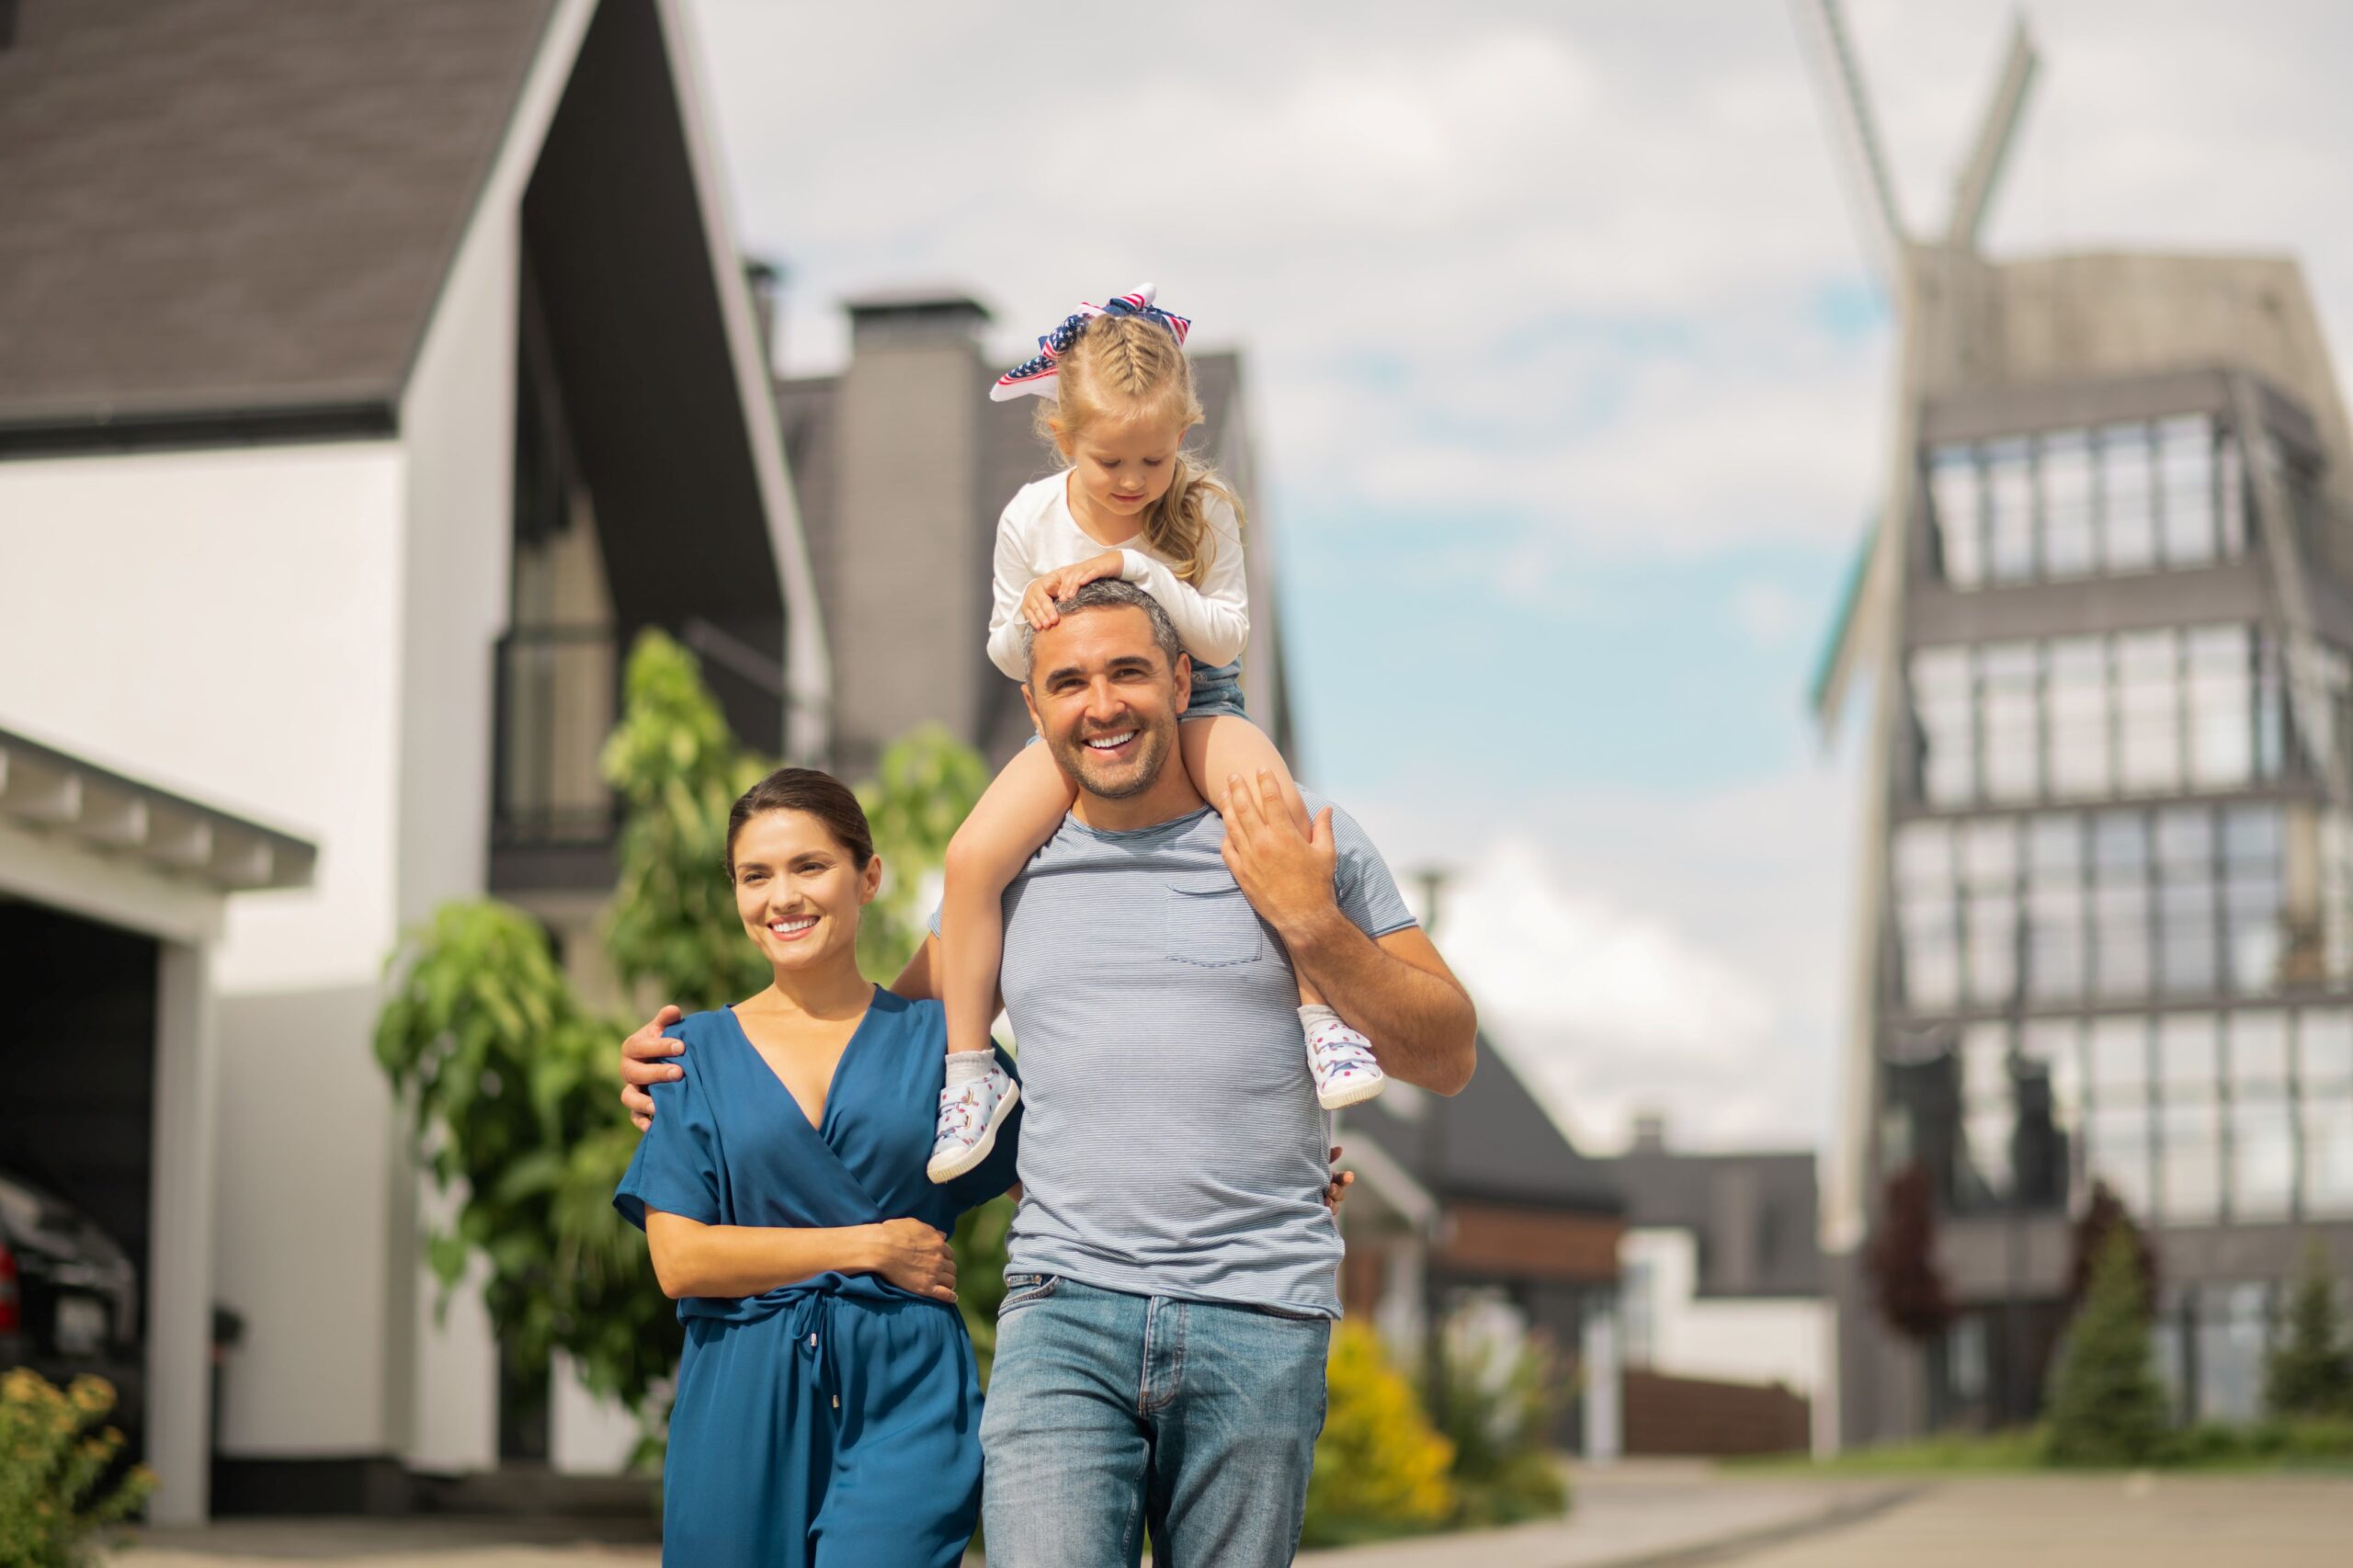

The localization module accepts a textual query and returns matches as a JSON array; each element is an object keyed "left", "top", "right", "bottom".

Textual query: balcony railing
[{"left": 490, "top": 619, "right": 785, "bottom": 893}]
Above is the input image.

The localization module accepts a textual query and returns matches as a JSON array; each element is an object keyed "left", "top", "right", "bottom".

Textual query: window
[
  {"left": 1985, "top": 440, "right": 2036, "bottom": 583},
  {"left": 2229, "top": 1011, "right": 2295, "bottom": 1221},
  {"left": 2027, "top": 814, "right": 2087, "bottom": 1000},
  {"left": 2116, "top": 631, "right": 2182, "bottom": 794},
  {"left": 1905, "top": 627, "right": 2285, "bottom": 809},
  {"left": 2305, "top": 1095, "right": 2353, "bottom": 1218},
  {"left": 2047, "top": 637, "right": 2112, "bottom": 797},
  {"left": 2156, "top": 416, "right": 2219, "bottom": 567},
  {"left": 2101, "top": 424, "right": 2157, "bottom": 573},
  {"left": 2161, "top": 1100, "right": 2223, "bottom": 1223},
  {"left": 2154, "top": 809, "right": 2220, "bottom": 994},
  {"left": 1930, "top": 447, "right": 1985, "bottom": 587},
  {"left": 2223, "top": 805, "right": 2286, "bottom": 993},
  {"left": 2093, "top": 812, "right": 2152, "bottom": 998},
  {"left": 2186, "top": 627, "right": 2255, "bottom": 789},
  {"left": 2194, "top": 1283, "right": 2273, "bottom": 1422},
  {"left": 1913, "top": 648, "right": 1976, "bottom": 807},
  {"left": 1981, "top": 644, "right": 2041, "bottom": 802},
  {"left": 2041, "top": 430, "right": 2097, "bottom": 577},
  {"left": 1924, "top": 419, "right": 2245, "bottom": 589}
]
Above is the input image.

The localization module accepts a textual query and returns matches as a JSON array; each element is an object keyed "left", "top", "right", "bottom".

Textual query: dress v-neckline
[{"left": 724, "top": 987, "right": 879, "bottom": 1136}]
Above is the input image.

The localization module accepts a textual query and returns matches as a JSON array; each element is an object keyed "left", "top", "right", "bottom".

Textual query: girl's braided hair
[{"left": 1040, "top": 312, "right": 1245, "bottom": 587}]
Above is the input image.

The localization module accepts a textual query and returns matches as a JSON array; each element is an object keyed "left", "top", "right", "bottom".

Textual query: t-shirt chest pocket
[{"left": 1164, "top": 885, "right": 1267, "bottom": 967}]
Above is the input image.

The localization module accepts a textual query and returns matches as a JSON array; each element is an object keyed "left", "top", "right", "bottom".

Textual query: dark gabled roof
[
  {"left": 0, "top": 0, "right": 557, "bottom": 434},
  {"left": 1602, "top": 1146, "right": 1823, "bottom": 1298},
  {"left": 1345, "top": 1034, "right": 1624, "bottom": 1215}
]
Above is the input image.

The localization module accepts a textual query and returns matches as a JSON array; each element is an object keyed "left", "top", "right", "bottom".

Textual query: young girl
[{"left": 926, "top": 285, "right": 1385, "bottom": 1184}]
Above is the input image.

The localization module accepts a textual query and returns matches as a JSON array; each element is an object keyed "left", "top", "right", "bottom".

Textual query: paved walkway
[
  {"left": 116, "top": 1463, "right": 1892, "bottom": 1568},
  {"left": 114, "top": 1469, "right": 2353, "bottom": 1567},
  {"left": 1299, "top": 1463, "right": 1903, "bottom": 1567},
  {"left": 1721, "top": 1474, "right": 2353, "bottom": 1568}
]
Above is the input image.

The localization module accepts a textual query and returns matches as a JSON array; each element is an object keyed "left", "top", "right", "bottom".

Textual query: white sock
[
  {"left": 945, "top": 1049, "right": 996, "bottom": 1087},
  {"left": 1298, "top": 1004, "right": 1341, "bottom": 1035}
]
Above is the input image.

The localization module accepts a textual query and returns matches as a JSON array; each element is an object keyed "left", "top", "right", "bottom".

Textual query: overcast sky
[{"left": 678, "top": 0, "right": 2353, "bottom": 1158}]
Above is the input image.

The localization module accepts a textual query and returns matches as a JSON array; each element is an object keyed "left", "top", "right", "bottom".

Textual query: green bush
[
  {"left": 2043, "top": 1227, "right": 2169, "bottom": 1466},
  {"left": 1301, "top": 1324, "right": 1455, "bottom": 1547},
  {"left": 1433, "top": 1311, "right": 1572, "bottom": 1528},
  {"left": 0, "top": 1369, "right": 153, "bottom": 1568},
  {"left": 2265, "top": 1240, "right": 2353, "bottom": 1420}
]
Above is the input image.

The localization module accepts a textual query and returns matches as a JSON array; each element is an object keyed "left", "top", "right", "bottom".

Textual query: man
[{"left": 620, "top": 580, "right": 1475, "bottom": 1564}]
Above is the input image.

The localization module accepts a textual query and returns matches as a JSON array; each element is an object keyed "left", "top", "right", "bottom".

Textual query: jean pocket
[
  {"left": 1164, "top": 886, "right": 1267, "bottom": 967},
  {"left": 1000, "top": 1273, "right": 1061, "bottom": 1313}
]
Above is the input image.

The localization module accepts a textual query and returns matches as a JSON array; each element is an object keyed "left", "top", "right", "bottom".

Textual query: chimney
[
  {"left": 744, "top": 257, "right": 785, "bottom": 373},
  {"left": 1631, "top": 1111, "right": 1667, "bottom": 1153},
  {"left": 842, "top": 288, "right": 992, "bottom": 355}
]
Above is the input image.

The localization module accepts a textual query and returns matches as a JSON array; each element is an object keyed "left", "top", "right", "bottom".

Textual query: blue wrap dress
[{"left": 614, "top": 987, "right": 1022, "bottom": 1567}]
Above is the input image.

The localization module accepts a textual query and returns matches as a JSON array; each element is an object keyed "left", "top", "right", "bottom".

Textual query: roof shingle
[{"left": 0, "top": 0, "right": 555, "bottom": 428}]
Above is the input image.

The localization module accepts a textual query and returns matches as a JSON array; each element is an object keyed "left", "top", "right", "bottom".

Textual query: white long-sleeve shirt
[{"left": 984, "top": 471, "right": 1249, "bottom": 682}]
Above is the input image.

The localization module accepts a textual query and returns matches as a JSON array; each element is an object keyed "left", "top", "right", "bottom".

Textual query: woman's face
[{"left": 729, "top": 809, "right": 881, "bottom": 975}]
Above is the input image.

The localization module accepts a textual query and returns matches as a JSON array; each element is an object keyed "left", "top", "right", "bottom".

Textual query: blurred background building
[{"left": 1800, "top": 0, "right": 2353, "bottom": 1449}]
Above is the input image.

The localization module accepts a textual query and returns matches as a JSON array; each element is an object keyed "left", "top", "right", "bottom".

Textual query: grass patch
[{"left": 1728, "top": 1416, "right": 2353, "bottom": 1477}]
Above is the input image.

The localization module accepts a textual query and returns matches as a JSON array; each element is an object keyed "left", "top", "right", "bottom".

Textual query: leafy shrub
[
  {"left": 2044, "top": 1228, "right": 2168, "bottom": 1466},
  {"left": 1866, "top": 1163, "right": 1954, "bottom": 1341},
  {"left": 2265, "top": 1239, "right": 2352, "bottom": 1420},
  {"left": 0, "top": 1369, "right": 153, "bottom": 1568},
  {"left": 1301, "top": 1324, "right": 1455, "bottom": 1546},
  {"left": 1434, "top": 1312, "right": 1572, "bottom": 1528}
]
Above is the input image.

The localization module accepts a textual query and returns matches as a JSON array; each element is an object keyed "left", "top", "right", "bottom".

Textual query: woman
[{"left": 614, "top": 767, "right": 1020, "bottom": 1566}]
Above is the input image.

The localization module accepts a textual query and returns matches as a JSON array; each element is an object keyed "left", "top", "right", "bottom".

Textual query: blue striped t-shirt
[{"left": 944, "top": 791, "right": 1416, "bottom": 1317}]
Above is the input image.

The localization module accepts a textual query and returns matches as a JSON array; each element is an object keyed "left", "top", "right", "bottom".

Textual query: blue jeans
[{"left": 980, "top": 1276, "right": 1330, "bottom": 1566}]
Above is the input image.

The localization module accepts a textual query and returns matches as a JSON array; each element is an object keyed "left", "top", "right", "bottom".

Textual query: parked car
[{"left": 0, "top": 1169, "right": 143, "bottom": 1435}]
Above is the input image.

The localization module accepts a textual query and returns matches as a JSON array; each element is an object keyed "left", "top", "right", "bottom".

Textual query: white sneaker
[
  {"left": 926, "top": 1062, "right": 1019, "bottom": 1184},
  {"left": 1307, "top": 1017, "right": 1387, "bottom": 1110}
]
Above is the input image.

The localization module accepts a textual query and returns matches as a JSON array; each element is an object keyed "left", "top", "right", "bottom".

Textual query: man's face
[{"left": 1023, "top": 606, "right": 1189, "bottom": 800}]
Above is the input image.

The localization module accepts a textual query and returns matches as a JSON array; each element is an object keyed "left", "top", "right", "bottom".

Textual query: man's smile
[{"left": 1081, "top": 731, "right": 1138, "bottom": 757}]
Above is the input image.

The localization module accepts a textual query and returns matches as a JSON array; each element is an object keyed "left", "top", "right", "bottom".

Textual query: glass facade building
[{"left": 1870, "top": 370, "right": 2353, "bottom": 1430}]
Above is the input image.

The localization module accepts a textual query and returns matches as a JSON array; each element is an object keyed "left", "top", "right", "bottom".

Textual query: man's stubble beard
[{"left": 1051, "top": 712, "right": 1176, "bottom": 802}]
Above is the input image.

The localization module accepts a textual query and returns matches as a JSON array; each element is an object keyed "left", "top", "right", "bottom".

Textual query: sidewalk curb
[{"left": 1575, "top": 1483, "right": 1925, "bottom": 1568}]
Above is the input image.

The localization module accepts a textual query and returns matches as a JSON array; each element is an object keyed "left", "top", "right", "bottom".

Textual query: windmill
[{"left": 1788, "top": 0, "right": 2040, "bottom": 1257}]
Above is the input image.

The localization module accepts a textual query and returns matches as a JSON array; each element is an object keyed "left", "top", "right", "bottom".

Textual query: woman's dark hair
[{"left": 724, "top": 767, "right": 876, "bottom": 875}]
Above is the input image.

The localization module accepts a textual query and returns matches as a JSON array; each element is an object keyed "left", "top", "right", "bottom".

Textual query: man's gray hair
[{"left": 1019, "top": 578, "right": 1188, "bottom": 681}]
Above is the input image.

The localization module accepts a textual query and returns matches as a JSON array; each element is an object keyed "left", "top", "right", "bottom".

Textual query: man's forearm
[{"left": 1288, "top": 911, "right": 1476, "bottom": 1095}]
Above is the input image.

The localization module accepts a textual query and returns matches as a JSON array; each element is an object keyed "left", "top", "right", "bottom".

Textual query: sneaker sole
[
  {"left": 926, "top": 1082, "right": 1020, "bottom": 1185},
  {"left": 1317, "top": 1075, "right": 1387, "bottom": 1111}
]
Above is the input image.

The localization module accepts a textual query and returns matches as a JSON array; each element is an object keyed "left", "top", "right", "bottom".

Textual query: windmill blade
[
  {"left": 1810, "top": 514, "right": 1890, "bottom": 742},
  {"left": 1945, "top": 15, "right": 2040, "bottom": 250},
  {"left": 1790, "top": 0, "right": 1909, "bottom": 289}
]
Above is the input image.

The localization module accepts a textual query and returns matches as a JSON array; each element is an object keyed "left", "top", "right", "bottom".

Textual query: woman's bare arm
[{"left": 644, "top": 1212, "right": 958, "bottom": 1304}]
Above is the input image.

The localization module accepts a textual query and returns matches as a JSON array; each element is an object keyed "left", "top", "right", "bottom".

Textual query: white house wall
[
  {"left": 0, "top": 440, "right": 410, "bottom": 1456},
  {"left": 1622, "top": 1228, "right": 1827, "bottom": 1399}
]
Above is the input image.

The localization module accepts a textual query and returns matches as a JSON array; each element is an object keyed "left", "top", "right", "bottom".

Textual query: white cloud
[{"left": 1355, "top": 751, "right": 1863, "bottom": 1157}]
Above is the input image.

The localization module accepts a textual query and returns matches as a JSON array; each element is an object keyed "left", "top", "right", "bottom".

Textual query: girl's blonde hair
[{"left": 1040, "top": 312, "right": 1245, "bottom": 587}]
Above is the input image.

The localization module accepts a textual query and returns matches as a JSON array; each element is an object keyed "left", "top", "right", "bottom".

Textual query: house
[
  {"left": 1338, "top": 1030, "right": 1626, "bottom": 1452},
  {"left": 0, "top": 0, "right": 822, "bottom": 1519},
  {"left": 769, "top": 289, "right": 1295, "bottom": 776},
  {"left": 1599, "top": 1115, "right": 1830, "bottom": 1455}
]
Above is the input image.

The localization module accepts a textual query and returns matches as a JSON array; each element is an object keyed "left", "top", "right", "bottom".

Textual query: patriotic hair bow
[{"left": 990, "top": 283, "right": 1193, "bottom": 402}]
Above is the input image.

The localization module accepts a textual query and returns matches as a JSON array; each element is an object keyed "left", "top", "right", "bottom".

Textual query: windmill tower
[{"left": 1793, "top": 2, "right": 2353, "bottom": 1448}]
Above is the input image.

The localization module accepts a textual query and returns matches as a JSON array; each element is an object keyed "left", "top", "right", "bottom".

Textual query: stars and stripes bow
[{"left": 990, "top": 283, "right": 1193, "bottom": 402}]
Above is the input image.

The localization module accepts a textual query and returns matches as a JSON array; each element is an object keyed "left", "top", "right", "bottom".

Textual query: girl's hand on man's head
[{"left": 1021, "top": 576, "right": 1063, "bottom": 631}]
